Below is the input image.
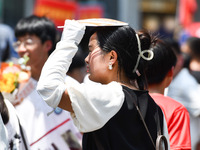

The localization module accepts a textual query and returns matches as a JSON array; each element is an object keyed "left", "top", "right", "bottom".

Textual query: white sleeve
[
  {"left": 37, "top": 20, "right": 85, "bottom": 108},
  {"left": 64, "top": 76, "right": 125, "bottom": 133}
]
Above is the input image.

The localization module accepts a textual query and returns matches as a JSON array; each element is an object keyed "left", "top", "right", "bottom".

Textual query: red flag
[
  {"left": 179, "top": 0, "right": 197, "bottom": 28},
  {"left": 34, "top": 0, "right": 78, "bottom": 26},
  {"left": 185, "top": 22, "right": 200, "bottom": 37}
]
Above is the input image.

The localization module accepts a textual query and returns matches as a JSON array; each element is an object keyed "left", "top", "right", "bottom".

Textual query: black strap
[
  {"left": 123, "top": 88, "right": 168, "bottom": 150},
  {"left": 17, "top": 116, "right": 29, "bottom": 150},
  {"left": 131, "top": 94, "right": 156, "bottom": 149},
  {"left": 156, "top": 107, "right": 161, "bottom": 136},
  {"left": 155, "top": 105, "right": 168, "bottom": 150},
  {"left": 156, "top": 135, "right": 168, "bottom": 150}
]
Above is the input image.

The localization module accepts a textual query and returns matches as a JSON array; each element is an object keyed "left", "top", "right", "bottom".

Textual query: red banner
[
  {"left": 77, "top": 5, "right": 104, "bottom": 20},
  {"left": 179, "top": 0, "right": 197, "bottom": 28},
  {"left": 34, "top": 0, "right": 77, "bottom": 26},
  {"left": 185, "top": 22, "right": 200, "bottom": 37}
]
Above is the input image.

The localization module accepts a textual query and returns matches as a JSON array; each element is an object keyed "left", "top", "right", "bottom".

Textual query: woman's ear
[{"left": 109, "top": 50, "right": 118, "bottom": 63}]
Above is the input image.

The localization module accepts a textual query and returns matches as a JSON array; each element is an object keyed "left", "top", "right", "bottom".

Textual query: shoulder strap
[
  {"left": 155, "top": 104, "right": 168, "bottom": 150},
  {"left": 131, "top": 93, "right": 156, "bottom": 149},
  {"left": 156, "top": 135, "right": 168, "bottom": 150},
  {"left": 123, "top": 88, "right": 168, "bottom": 150}
]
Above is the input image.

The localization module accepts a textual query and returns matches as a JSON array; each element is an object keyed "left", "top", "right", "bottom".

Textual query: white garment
[
  {"left": 0, "top": 115, "right": 8, "bottom": 150},
  {"left": 167, "top": 68, "right": 200, "bottom": 149},
  {"left": 65, "top": 76, "right": 125, "bottom": 133},
  {"left": 5, "top": 99, "right": 29, "bottom": 150},
  {"left": 15, "top": 78, "right": 82, "bottom": 150},
  {"left": 66, "top": 76, "right": 125, "bottom": 132},
  {"left": 37, "top": 20, "right": 85, "bottom": 109}
]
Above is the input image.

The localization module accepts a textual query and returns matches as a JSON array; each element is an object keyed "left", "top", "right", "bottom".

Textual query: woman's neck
[{"left": 119, "top": 79, "right": 139, "bottom": 90}]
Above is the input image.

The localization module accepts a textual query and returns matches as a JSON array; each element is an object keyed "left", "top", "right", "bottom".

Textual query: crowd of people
[{"left": 0, "top": 14, "right": 200, "bottom": 150}]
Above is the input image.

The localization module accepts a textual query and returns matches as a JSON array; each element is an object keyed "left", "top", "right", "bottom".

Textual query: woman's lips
[{"left": 86, "top": 66, "right": 89, "bottom": 73}]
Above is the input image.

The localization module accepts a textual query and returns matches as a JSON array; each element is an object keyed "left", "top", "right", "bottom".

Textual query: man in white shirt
[{"left": 13, "top": 15, "right": 82, "bottom": 149}]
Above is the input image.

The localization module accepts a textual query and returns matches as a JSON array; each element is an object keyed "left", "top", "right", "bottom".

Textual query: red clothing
[{"left": 150, "top": 93, "right": 191, "bottom": 150}]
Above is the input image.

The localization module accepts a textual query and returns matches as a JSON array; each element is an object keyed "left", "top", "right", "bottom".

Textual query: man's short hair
[{"left": 15, "top": 15, "right": 56, "bottom": 55}]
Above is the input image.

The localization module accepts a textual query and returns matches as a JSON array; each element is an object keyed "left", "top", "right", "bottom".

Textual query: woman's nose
[{"left": 85, "top": 55, "right": 89, "bottom": 64}]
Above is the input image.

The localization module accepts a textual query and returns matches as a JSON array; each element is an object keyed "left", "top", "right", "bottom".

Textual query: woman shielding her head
[{"left": 37, "top": 20, "right": 169, "bottom": 150}]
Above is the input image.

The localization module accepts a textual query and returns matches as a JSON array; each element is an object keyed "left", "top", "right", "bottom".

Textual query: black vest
[{"left": 82, "top": 86, "right": 163, "bottom": 150}]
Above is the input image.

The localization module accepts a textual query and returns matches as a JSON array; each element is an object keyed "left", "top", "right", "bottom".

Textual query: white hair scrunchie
[{"left": 132, "top": 34, "right": 154, "bottom": 74}]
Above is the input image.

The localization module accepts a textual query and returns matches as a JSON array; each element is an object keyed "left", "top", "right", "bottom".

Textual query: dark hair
[
  {"left": 0, "top": 92, "right": 9, "bottom": 124},
  {"left": 164, "top": 39, "right": 181, "bottom": 55},
  {"left": 91, "top": 26, "right": 152, "bottom": 90},
  {"left": 68, "top": 52, "right": 86, "bottom": 73},
  {"left": 145, "top": 39, "right": 177, "bottom": 84},
  {"left": 186, "top": 37, "right": 200, "bottom": 59},
  {"left": 15, "top": 15, "right": 56, "bottom": 55}
]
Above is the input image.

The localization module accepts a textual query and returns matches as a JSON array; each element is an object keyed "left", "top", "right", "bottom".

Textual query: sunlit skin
[
  {"left": 85, "top": 32, "right": 130, "bottom": 85},
  {"left": 85, "top": 33, "right": 114, "bottom": 84},
  {"left": 17, "top": 34, "right": 51, "bottom": 81}
]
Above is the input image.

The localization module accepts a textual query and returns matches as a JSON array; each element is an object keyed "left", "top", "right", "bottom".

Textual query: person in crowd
[
  {"left": 0, "top": 23, "right": 18, "bottom": 62},
  {"left": 181, "top": 37, "right": 200, "bottom": 83},
  {"left": 167, "top": 39, "right": 200, "bottom": 150},
  {"left": 13, "top": 15, "right": 82, "bottom": 149},
  {"left": 37, "top": 20, "right": 169, "bottom": 150},
  {"left": 145, "top": 38, "right": 191, "bottom": 150},
  {"left": 0, "top": 91, "right": 29, "bottom": 149}
]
